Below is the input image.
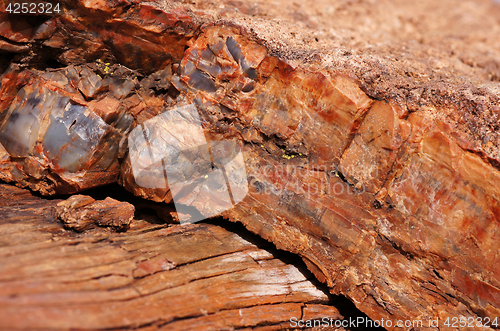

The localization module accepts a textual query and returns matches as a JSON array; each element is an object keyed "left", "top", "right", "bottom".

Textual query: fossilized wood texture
[
  {"left": 55, "top": 194, "right": 135, "bottom": 232},
  {"left": 0, "top": 183, "right": 344, "bottom": 330},
  {"left": 1, "top": 0, "right": 500, "bottom": 330}
]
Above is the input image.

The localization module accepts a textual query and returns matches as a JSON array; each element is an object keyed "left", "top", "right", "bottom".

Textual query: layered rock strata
[{"left": 0, "top": 0, "right": 499, "bottom": 329}]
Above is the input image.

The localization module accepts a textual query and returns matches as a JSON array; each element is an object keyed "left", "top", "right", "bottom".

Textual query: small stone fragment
[
  {"left": 90, "top": 96, "right": 122, "bottom": 124},
  {"left": 77, "top": 67, "right": 103, "bottom": 99},
  {"left": 55, "top": 195, "right": 135, "bottom": 232}
]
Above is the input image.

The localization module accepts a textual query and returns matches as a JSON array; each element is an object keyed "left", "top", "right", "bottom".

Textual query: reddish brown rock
[
  {"left": 0, "top": 0, "right": 499, "bottom": 330},
  {"left": 55, "top": 195, "right": 135, "bottom": 232},
  {"left": 0, "top": 183, "right": 345, "bottom": 331}
]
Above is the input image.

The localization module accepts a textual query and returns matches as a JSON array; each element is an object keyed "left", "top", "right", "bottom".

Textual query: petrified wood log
[
  {"left": 1, "top": 0, "right": 500, "bottom": 330},
  {"left": 0, "top": 183, "right": 346, "bottom": 330}
]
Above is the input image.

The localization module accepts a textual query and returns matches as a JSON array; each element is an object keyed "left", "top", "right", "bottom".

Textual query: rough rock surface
[
  {"left": 0, "top": 183, "right": 347, "bottom": 330},
  {"left": 0, "top": 0, "right": 499, "bottom": 330},
  {"left": 55, "top": 194, "right": 135, "bottom": 232}
]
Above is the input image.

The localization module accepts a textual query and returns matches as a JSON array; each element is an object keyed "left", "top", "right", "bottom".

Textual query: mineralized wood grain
[
  {"left": 55, "top": 194, "right": 135, "bottom": 232},
  {"left": 0, "top": 183, "right": 343, "bottom": 330},
  {"left": 1, "top": 0, "right": 500, "bottom": 330}
]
